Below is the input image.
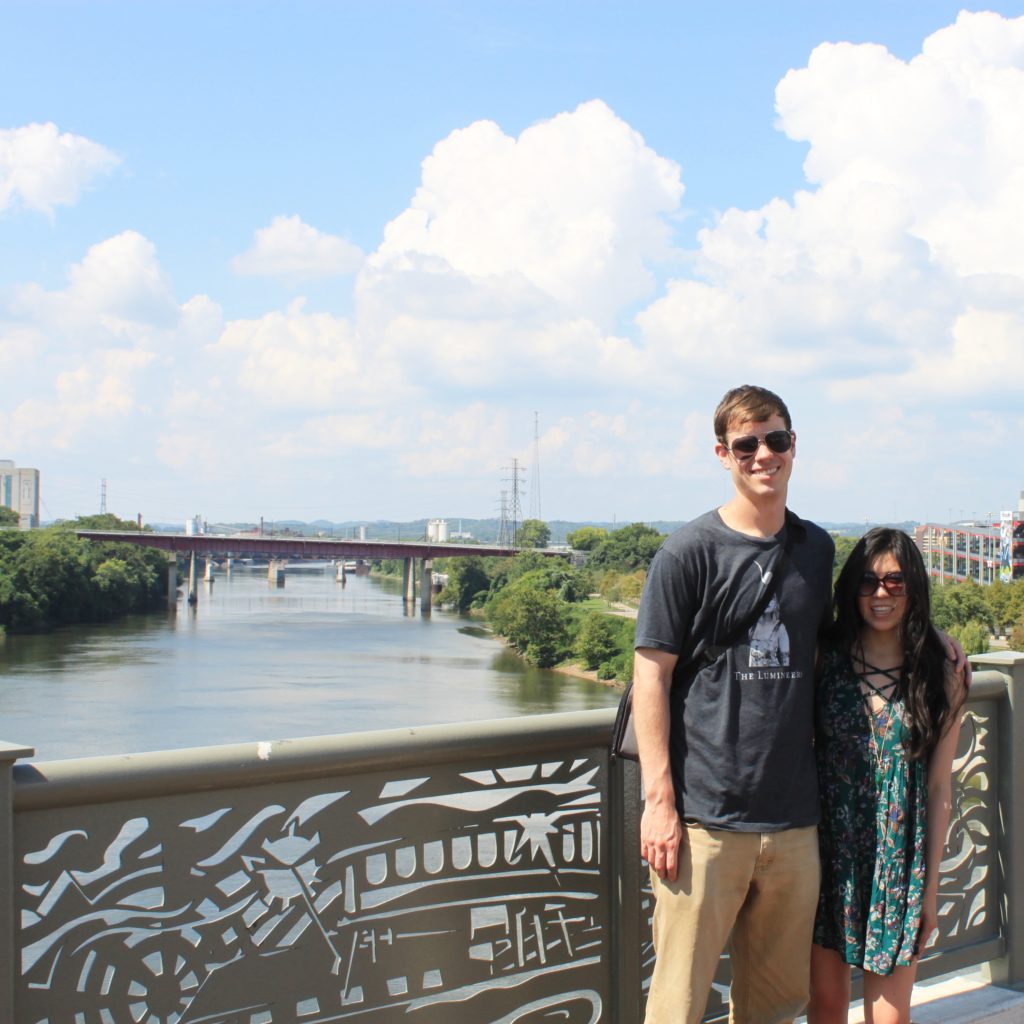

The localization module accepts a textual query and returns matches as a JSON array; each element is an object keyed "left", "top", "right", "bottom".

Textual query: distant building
[
  {"left": 0, "top": 460, "right": 40, "bottom": 528},
  {"left": 185, "top": 515, "right": 206, "bottom": 536},
  {"left": 915, "top": 492, "right": 1024, "bottom": 584},
  {"left": 426, "top": 519, "right": 450, "bottom": 543}
]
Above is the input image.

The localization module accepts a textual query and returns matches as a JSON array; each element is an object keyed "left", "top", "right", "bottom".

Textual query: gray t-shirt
[{"left": 634, "top": 509, "right": 834, "bottom": 831}]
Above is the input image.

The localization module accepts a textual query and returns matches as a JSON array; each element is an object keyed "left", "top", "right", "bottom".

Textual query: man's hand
[
  {"left": 641, "top": 794, "right": 684, "bottom": 881},
  {"left": 632, "top": 646, "right": 682, "bottom": 880},
  {"left": 938, "top": 630, "right": 972, "bottom": 685}
]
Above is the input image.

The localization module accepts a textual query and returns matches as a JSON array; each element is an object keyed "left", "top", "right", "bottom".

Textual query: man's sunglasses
[
  {"left": 724, "top": 429, "right": 794, "bottom": 459},
  {"left": 858, "top": 572, "right": 906, "bottom": 597}
]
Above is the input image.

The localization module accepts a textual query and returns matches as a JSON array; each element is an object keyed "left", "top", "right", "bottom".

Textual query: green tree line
[
  {"left": 0, "top": 515, "right": 169, "bottom": 635},
  {"left": 425, "top": 522, "right": 666, "bottom": 679},
  {"left": 384, "top": 522, "right": 1024, "bottom": 676}
]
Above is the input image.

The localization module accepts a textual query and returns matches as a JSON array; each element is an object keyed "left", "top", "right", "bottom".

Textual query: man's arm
[{"left": 634, "top": 646, "right": 683, "bottom": 882}]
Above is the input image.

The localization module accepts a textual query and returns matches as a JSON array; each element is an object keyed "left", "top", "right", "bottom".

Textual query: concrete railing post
[
  {"left": 610, "top": 756, "right": 644, "bottom": 1021},
  {"left": 976, "top": 652, "right": 1024, "bottom": 988},
  {"left": 0, "top": 741, "right": 34, "bottom": 1022}
]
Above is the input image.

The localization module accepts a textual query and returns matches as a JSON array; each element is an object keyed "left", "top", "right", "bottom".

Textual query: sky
[{"left": 2, "top": 1, "right": 1023, "bottom": 527}]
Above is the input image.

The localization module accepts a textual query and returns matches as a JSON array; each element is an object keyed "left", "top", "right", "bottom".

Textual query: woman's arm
[{"left": 919, "top": 664, "right": 969, "bottom": 951}]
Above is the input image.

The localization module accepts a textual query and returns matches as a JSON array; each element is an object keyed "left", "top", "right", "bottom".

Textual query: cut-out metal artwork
[{"left": 18, "top": 758, "right": 607, "bottom": 1023}]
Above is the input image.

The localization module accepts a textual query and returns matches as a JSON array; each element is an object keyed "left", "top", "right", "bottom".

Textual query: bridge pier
[
  {"left": 167, "top": 555, "right": 177, "bottom": 610},
  {"left": 269, "top": 560, "right": 286, "bottom": 587},
  {"left": 420, "top": 558, "right": 433, "bottom": 613},
  {"left": 187, "top": 552, "right": 198, "bottom": 606},
  {"left": 204, "top": 558, "right": 215, "bottom": 583},
  {"left": 402, "top": 558, "right": 416, "bottom": 603}
]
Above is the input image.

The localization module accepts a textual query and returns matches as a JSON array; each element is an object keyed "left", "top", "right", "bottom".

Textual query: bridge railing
[{"left": 1, "top": 652, "right": 1022, "bottom": 1023}]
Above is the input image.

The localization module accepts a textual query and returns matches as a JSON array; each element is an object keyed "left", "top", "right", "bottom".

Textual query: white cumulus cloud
[
  {"left": 13, "top": 230, "right": 181, "bottom": 336},
  {"left": 371, "top": 99, "right": 684, "bottom": 328},
  {"left": 231, "top": 214, "right": 364, "bottom": 278},
  {"left": 640, "top": 10, "right": 1024, "bottom": 407},
  {"left": 0, "top": 122, "right": 119, "bottom": 215}
]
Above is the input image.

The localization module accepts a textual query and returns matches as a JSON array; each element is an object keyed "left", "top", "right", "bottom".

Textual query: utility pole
[{"left": 529, "top": 411, "right": 542, "bottom": 522}]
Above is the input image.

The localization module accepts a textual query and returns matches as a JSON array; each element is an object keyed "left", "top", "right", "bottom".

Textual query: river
[{"left": 0, "top": 568, "right": 621, "bottom": 762}]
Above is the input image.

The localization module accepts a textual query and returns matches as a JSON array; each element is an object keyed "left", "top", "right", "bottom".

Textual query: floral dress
[{"left": 813, "top": 647, "right": 927, "bottom": 975}]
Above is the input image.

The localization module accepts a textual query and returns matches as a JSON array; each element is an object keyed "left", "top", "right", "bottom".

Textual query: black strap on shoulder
[{"left": 690, "top": 508, "right": 800, "bottom": 670}]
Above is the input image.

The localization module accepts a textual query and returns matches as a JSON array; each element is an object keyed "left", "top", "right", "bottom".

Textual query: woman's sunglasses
[
  {"left": 858, "top": 572, "right": 906, "bottom": 597},
  {"left": 724, "top": 429, "right": 794, "bottom": 459}
]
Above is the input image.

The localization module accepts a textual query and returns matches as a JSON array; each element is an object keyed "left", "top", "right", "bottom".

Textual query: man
[{"left": 633, "top": 385, "right": 834, "bottom": 1023}]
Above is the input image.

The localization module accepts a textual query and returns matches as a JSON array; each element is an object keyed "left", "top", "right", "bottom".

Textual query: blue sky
[{"left": 2, "top": 2, "right": 1023, "bottom": 526}]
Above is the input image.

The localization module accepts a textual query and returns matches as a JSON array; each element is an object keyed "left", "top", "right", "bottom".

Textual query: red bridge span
[
  {"left": 73, "top": 529, "right": 560, "bottom": 561},
  {"left": 75, "top": 530, "right": 567, "bottom": 610}
]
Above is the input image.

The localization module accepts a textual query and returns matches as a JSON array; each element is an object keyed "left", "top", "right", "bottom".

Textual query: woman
[{"left": 808, "top": 528, "right": 967, "bottom": 1024}]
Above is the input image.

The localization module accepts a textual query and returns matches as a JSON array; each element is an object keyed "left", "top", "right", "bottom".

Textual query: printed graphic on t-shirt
[{"left": 747, "top": 594, "right": 790, "bottom": 667}]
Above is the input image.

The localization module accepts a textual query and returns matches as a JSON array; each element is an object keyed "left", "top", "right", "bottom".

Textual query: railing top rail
[
  {"left": 6, "top": 672, "right": 1005, "bottom": 813},
  {"left": 968, "top": 669, "right": 1009, "bottom": 701},
  {"left": 11, "top": 707, "right": 618, "bottom": 812}
]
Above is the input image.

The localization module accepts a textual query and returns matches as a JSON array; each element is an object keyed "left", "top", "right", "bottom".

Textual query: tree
[
  {"left": 437, "top": 557, "right": 491, "bottom": 612},
  {"left": 832, "top": 535, "right": 858, "bottom": 584},
  {"left": 930, "top": 579, "right": 995, "bottom": 633},
  {"left": 947, "top": 620, "right": 989, "bottom": 657},
  {"left": 597, "top": 569, "right": 646, "bottom": 605},
  {"left": 0, "top": 506, "right": 19, "bottom": 527},
  {"left": 984, "top": 580, "right": 1024, "bottom": 635},
  {"left": 587, "top": 523, "right": 664, "bottom": 572},
  {"left": 567, "top": 526, "right": 608, "bottom": 551},
  {"left": 517, "top": 519, "right": 551, "bottom": 549},
  {"left": 0, "top": 520, "right": 167, "bottom": 633},
  {"left": 487, "top": 574, "right": 571, "bottom": 667},
  {"left": 575, "top": 612, "right": 619, "bottom": 670},
  {"left": 66, "top": 513, "right": 143, "bottom": 531},
  {"left": 1010, "top": 618, "right": 1024, "bottom": 654}
]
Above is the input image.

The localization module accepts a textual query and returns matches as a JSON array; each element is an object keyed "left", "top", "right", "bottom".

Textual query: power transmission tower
[
  {"left": 529, "top": 411, "right": 542, "bottom": 521},
  {"left": 100, "top": 478, "right": 107, "bottom": 515},
  {"left": 496, "top": 490, "right": 512, "bottom": 549},
  {"left": 505, "top": 458, "right": 525, "bottom": 548}
]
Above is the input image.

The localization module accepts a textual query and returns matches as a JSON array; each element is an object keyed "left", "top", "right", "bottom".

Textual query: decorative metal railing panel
[
  {"left": 3, "top": 667, "right": 1018, "bottom": 1024},
  {"left": 937, "top": 700, "right": 999, "bottom": 951},
  {"left": 16, "top": 750, "right": 610, "bottom": 1024}
]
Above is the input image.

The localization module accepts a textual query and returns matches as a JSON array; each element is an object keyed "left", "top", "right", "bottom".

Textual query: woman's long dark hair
[{"left": 828, "top": 527, "right": 957, "bottom": 761}]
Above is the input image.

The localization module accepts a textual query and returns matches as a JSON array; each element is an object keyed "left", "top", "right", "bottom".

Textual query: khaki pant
[{"left": 644, "top": 823, "right": 819, "bottom": 1024}]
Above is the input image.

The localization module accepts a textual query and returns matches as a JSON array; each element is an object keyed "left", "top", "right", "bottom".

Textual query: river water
[{"left": 0, "top": 568, "right": 620, "bottom": 762}]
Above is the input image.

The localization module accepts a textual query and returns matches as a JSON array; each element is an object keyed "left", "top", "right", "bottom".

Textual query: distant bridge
[
  {"left": 73, "top": 530, "right": 552, "bottom": 561},
  {"left": 75, "top": 530, "right": 566, "bottom": 611}
]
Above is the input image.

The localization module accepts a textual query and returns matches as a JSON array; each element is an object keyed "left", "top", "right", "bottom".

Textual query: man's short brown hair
[{"left": 713, "top": 386, "right": 792, "bottom": 440}]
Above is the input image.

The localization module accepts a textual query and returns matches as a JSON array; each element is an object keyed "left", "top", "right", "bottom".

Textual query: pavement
[{"left": 840, "top": 967, "right": 1024, "bottom": 1023}]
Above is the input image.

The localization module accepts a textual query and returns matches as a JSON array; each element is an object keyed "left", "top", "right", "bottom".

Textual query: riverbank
[{"left": 551, "top": 661, "right": 626, "bottom": 688}]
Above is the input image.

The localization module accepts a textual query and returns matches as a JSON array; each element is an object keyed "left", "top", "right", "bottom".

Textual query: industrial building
[
  {"left": 0, "top": 460, "right": 40, "bottom": 529},
  {"left": 915, "top": 494, "right": 1024, "bottom": 584}
]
